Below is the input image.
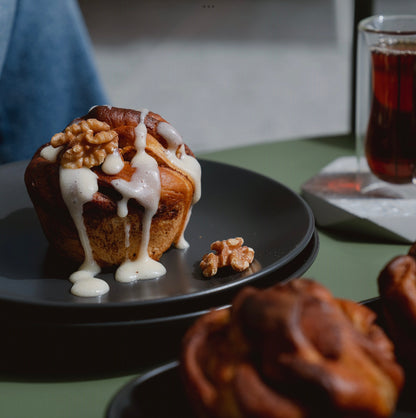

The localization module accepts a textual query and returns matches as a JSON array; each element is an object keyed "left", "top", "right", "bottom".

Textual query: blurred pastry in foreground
[
  {"left": 378, "top": 242, "right": 416, "bottom": 371},
  {"left": 25, "top": 106, "right": 201, "bottom": 297},
  {"left": 181, "top": 279, "right": 403, "bottom": 418}
]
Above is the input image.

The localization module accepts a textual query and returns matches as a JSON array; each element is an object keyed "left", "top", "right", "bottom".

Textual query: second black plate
[{"left": 107, "top": 298, "right": 416, "bottom": 418}]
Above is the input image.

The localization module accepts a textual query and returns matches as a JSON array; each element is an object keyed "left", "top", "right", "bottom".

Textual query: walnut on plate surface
[{"left": 200, "top": 237, "right": 255, "bottom": 277}]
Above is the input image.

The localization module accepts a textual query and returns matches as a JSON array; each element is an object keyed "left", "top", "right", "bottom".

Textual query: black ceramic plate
[
  {"left": 106, "top": 361, "right": 416, "bottom": 418},
  {"left": 106, "top": 361, "right": 187, "bottom": 418},
  {"left": 0, "top": 159, "right": 315, "bottom": 321},
  {"left": 106, "top": 298, "right": 416, "bottom": 418},
  {"left": 0, "top": 232, "right": 318, "bottom": 375}
]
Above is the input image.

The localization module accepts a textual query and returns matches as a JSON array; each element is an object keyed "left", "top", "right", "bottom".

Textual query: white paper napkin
[{"left": 301, "top": 156, "right": 416, "bottom": 243}]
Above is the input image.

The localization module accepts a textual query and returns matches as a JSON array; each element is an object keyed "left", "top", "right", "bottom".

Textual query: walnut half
[
  {"left": 200, "top": 237, "right": 255, "bottom": 277},
  {"left": 50, "top": 118, "right": 119, "bottom": 169}
]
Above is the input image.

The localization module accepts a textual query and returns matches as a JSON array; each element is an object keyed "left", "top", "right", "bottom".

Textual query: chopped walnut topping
[
  {"left": 200, "top": 237, "right": 255, "bottom": 277},
  {"left": 50, "top": 119, "right": 119, "bottom": 169}
]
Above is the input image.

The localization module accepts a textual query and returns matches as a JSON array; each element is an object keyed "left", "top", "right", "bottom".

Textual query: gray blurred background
[{"left": 78, "top": 0, "right": 416, "bottom": 153}]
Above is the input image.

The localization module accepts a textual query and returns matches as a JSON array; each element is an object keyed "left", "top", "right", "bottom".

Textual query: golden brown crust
[
  {"left": 83, "top": 106, "right": 165, "bottom": 141},
  {"left": 181, "top": 279, "right": 404, "bottom": 418},
  {"left": 24, "top": 106, "right": 196, "bottom": 267}
]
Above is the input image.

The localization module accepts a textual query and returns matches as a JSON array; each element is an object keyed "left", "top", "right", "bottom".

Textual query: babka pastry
[
  {"left": 25, "top": 106, "right": 201, "bottom": 297},
  {"left": 181, "top": 279, "right": 403, "bottom": 418},
  {"left": 378, "top": 243, "right": 416, "bottom": 371}
]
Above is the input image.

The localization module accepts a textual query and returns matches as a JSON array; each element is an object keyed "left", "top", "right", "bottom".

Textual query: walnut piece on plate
[{"left": 200, "top": 237, "right": 255, "bottom": 277}]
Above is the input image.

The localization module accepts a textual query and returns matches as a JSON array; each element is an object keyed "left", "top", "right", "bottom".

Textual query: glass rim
[{"left": 359, "top": 14, "right": 416, "bottom": 35}]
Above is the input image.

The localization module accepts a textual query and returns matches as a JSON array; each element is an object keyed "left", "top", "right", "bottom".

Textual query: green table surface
[{"left": 0, "top": 134, "right": 410, "bottom": 418}]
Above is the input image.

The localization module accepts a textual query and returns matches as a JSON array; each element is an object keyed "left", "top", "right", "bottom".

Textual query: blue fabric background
[{"left": 0, "top": 0, "right": 108, "bottom": 164}]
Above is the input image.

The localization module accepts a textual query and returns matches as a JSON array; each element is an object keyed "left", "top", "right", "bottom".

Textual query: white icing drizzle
[
  {"left": 88, "top": 104, "right": 112, "bottom": 112},
  {"left": 59, "top": 167, "right": 109, "bottom": 297},
  {"left": 102, "top": 149, "right": 124, "bottom": 175},
  {"left": 157, "top": 122, "right": 201, "bottom": 203},
  {"left": 156, "top": 121, "right": 202, "bottom": 247},
  {"left": 175, "top": 207, "right": 192, "bottom": 249},
  {"left": 156, "top": 122, "right": 184, "bottom": 150},
  {"left": 112, "top": 109, "right": 166, "bottom": 282},
  {"left": 40, "top": 145, "right": 63, "bottom": 162}
]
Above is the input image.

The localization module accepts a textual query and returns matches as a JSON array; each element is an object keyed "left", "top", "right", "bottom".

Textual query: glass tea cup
[{"left": 356, "top": 15, "right": 416, "bottom": 188}]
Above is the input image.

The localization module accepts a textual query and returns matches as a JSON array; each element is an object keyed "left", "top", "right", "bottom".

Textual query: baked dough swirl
[
  {"left": 378, "top": 243, "right": 416, "bottom": 371},
  {"left": 25, "top": 106, "right": 201, "bottom": 296},
  {"left": 181, "top": 279, "right": 403, "bottom": 418}
]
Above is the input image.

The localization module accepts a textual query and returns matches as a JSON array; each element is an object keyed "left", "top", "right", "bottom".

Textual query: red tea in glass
[{"left": 365, "top": 40, "right": 416, "bottom": 184}]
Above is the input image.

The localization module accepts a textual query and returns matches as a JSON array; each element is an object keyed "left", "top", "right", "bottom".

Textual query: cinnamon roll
[
  {"left": 25, "top": 106, "right": 201, "bottom": 297},
  {"left": 378, "top": 243, "right": 416, "bottom": 371},
  {"left": 181, "top": 279, "right": 403, "bottom": 418}
]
